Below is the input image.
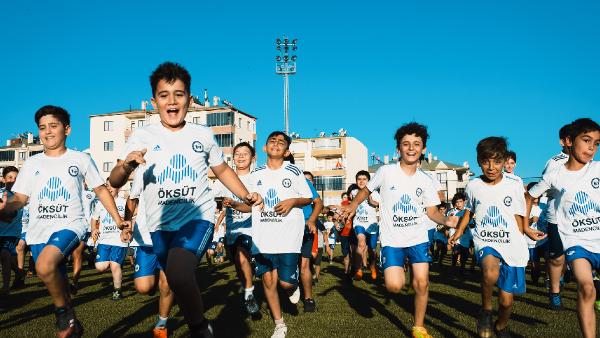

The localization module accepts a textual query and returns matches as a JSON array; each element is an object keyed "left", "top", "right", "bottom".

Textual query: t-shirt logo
[
  {"left": 153, "top": 145, "right": 161, "bottom": 151},
  {"left": 192, "top": 141, "right": 204, "bottom": 153},
  {"left": 503, "top": 196, "right": 512, "bottom": 207},
  {"left": 158, "top": 154, "right": 199, "bottom": 184},
  {"left": 415, "top": 188, "right": 423, "bottom": 197},
  {"left": 389, "top": 185, "right": 396, "bottom": 191},
  {"left": 356, "top": 204, "right": 367, "bottom": 216},
  {"left": 68, "top": 166, "right": 79, "bottom": 177},
  {"left": 568, "top": 191, "right": 600, "bottom": 217},
  {"left": 264, "top": 188, "right": 281, "bottom": 209},
  {"left": 592, "top": 177, "right": 600, "bottom": 189},
  {"left": 102, "top": 213, "right": 114, "bottom": 225},
  {"left": 257, "top": 180, "right": 262, "bottom": 186},
  {"left": 38, "top": 177, "right": 71, "bottom": 201},
  {"left": 481, "top": 206, "right": 508, "bottom": 228},
  {"left": 35, "top": 170, "right": 40, "bottom": 176},
  {"left": 282, "top": 178, "right": 292, "bottom": 188},
  {"left": 392, "top": 194, "right": 418, "bottom": 214}
]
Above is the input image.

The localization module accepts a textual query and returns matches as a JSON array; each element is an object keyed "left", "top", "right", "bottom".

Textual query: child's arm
[
  {"left": 212, "top": 163, "right": 262, "bottom": 207},
  {"left": 515, "top": 214, "right": 524, "bottom": 234},
  {"left": 274, "top": 198, "right": 312, "bottom": 216},
  {"left": 426, "top": 207, "right": 459, "bottom": 228},
  {"left": 93, "top": 185, "right": 128, "bottom": 230},
  {"left": 214, "top": 210, "right": 225, "bottom": 234},
  {"left": 223, "top": 197, "right": 252, "bottom": 213},
  {"left": 0, "top": 191, "right": 28, "bottom": 217},
  {"left": 448, "top": 209, "right": 473, "bottom": 245},
  {"left": 524, "top": 193, "right": 547, "bottom": 241},
  {"left": 109, "top": 149, "right": 147, "bottom": 189},
  {"left": 341, "top": 187, "right": 371, "bottom": 220},
  {"left": 305, "top": 197, "right": 324, "bottom": 234}
]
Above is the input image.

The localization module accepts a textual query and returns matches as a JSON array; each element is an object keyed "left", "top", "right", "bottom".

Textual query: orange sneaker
[
  {"left": 411, "top": 326, "right": 432, "bottom": 338},
  {"left": 371, "top": 266, "right": 377, "bottom": 280},
  {"left": 153, "top": 327, "right": 167, "bottom": 338},
  {"left": 354, "top": 269, "right": 363, "bottom": 281}
]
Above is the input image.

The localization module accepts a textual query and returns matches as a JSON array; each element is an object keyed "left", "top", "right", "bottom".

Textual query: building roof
[
  {"left": 89, "top": 105, "right": 257, "bottom": 120},
  {"left": 369, "top": 159, "right": 469, "bottom": 173}
]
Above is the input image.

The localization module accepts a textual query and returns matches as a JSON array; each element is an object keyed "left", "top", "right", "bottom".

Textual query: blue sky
[{"left": 1, "top": 1, "right": 599, "bottom": 178}]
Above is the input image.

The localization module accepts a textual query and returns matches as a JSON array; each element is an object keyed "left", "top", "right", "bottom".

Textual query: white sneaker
[
  {"left": 288, "top": 286, "right": 300, "bottom": 304},
  {"left": 271, "top": 323, "right": 287, "bottom": 338}
]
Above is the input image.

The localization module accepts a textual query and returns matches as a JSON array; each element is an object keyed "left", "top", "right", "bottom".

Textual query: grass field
[{"left": 0, "top": 248, "right": 593, "bottom": 338}]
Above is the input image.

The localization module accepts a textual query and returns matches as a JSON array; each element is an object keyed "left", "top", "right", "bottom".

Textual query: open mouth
[{"left": 167, "top": 108, "right": 179, "bottom": 114}]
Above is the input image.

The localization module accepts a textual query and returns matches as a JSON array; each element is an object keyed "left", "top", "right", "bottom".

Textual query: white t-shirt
[
  {"left": 366, "top": 164, "right": 441, "bottom": 248},
  {"left": 93, "top": 196, "right": 127, "bottom": 247},
  {"left": 119, "top": 123, "right": 224, "bottom": 232},
  {"left": 351, "top": 189, "right": 379, "bottom": 228},
  {"left": 12, "top": 150, "right": 105, "bottom": 245},
  {"left": 128, "top": 172, "right": 153, "bottom": 247},
  {"left": 423, "top": 174, "right": 443, "bottom": 231},
  {"left": 212, "top": 174, "right": 253, "bottom": 244},
  {"left": 0, "top": 189, "right": 23, "bottom": 237},
  {"left": 529, "top": 161, "right": 600, "bottom": 254},
  {"left": 504, "top": 172, "right": 524, "bottom": 189},
  {"left": 525, "top": 204, "right": 546, "bottom": 248},
  {"left": 21, "top": 204, "right": 29, "bottom": 235},
  {"left": 537, "top": 152, "right": 569, "bottom": 224},
  {"left": 249, "top": 163, "right": 313, "bottom": 254},
  {"left": 82, "top": 189, "right": 97, "bottom": 232},
  {"left": 466, "top": 175, "right": 529, "bottom": 267},
  {"left": 448, "top": 208, "right": 472, "bottom": 247}
]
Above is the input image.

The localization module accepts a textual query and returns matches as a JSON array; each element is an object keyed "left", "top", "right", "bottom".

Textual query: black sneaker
[
  {"left": 477, "top": 310, "right": 493, "bottom": 338},
  {"left": 11, "top": 277, "right": 26, "bottom": 290},
  {"left": 244, "top": 294, "right": 260, "bottom": 315},
  {"left": 303, "top": 298, "right": 316, "bottom": 312},
  {"left": 112, "top": 289, "right": 122, "bottom": 301},
  {"left": 69, "top": 283, "right": 78, "bottom": 297},
  {"left": 55, "top": 307, "right": 84, "bottom": 338},
  {"left": 549, "top": 293, "right": 563, "bottom": 310},
  {"left": 494, "top": 322, "right": 512, "bottom": 338}
]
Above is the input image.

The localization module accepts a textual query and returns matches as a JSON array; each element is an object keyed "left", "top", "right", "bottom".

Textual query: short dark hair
[
  {"left": 34, "top": 105, "right": 70, "bottom": 126},
  {"left": 526, "top": 182, "right": 537, "bottom": 191},
  {"left": 303, "top": 171, "right": 314, "bottom": 180},
  {"left": 341, "top": 192, "right": 348, "bottom": 198},
  {"left": 394, "top": 122, "right": 429, "bottom": 148},
  {"left": 559, "top": 123, "right": 572, "bottom": 140},
  {"left": 346, "top": 183, "right": 359, "bottom": 198},
  {"left": 568, "top": 118, "right": 600, "bottom": 142},
  {"left": 284, "top": 153, "right": 295, "bottom": 164},
  {"left": 233, "top": 142, "right": 255, "bottom": 158},
  {"left": 476, "top": 136, "right": 508, "bottom": 162},
  {"left": 2, "top": 166, "right": 18, "bottom": 178},
  {"left": 355, "top": 170, "right": 370, "bottom": 181},
  {"left": 452, "top": 192, "right": 466, "bottom": 205},
  {"left": 266, "top": 131, "right": 292, "bottom": 149},
  {"left": 326, "top": 211, "right": 335, "bottom": 217},
  {"left": 506, "top": 150, "right": 517, "bottom": 162},
  {"left": 150, "top": 62, "right": 191, "bottom": 97}
]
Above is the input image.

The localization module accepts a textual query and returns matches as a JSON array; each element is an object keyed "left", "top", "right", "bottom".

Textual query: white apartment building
[
  {"left": 0, "top": 133, "right": 44, "bottom": 182},
  {"left": 89, "top": 98, "right": 257, "bottom": 182},
  {"left": 290, "top": 133, "right": 368, "bottom": 206}
]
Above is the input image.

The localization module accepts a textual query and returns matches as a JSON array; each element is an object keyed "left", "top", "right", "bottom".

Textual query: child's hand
[
  {"left": 274, "top": 199, "right": 296, "bottom": 216},
  {"left": 120, "top": 229, "right": 132, "bottom": 243},
  {"left": 306, "top": 220, "right": 317, "bottom": 234},
  {"left": 91, "top": 229, "right": 100, "bottom": 242},
  {"left": 445, "top": 215, "right": 459, "bottom": 228},
  {"left": 525, "top": 227, "right": 547, "bottom": 241},
  {"left": 340, "top": 204, "right": 357, "bottom": 221},
  {"left": 0, "top": 191, "right": 6, "bottom": 211},
  {"left": 223, "top": 197, "right": 235, "bottom": 208},
  {"left": 123, "top": 149, "right": 147, "bottom": 171},
  {"left": 245, "top": 192, "right": 263, "bottom": 208}
]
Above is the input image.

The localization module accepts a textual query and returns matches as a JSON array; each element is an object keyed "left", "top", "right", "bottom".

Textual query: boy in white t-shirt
[
  {"left": 0, "top": 105, "right": 126, "bottom": 337},
  {"left": 450, "top": 136, "right": 541, "bottom": 337},
  {"left": 91, "top": 181, "right": 127, "bottom": 300},
  {"left": 108, "top": 62, "right": 261, "bottom": 337},
  {"left": 351, "top": 170, "right": 380, "bottom": 281},
  {"left": 0, "top": 166, "right": 24, "bottom": 294},
  {"left": 526, "top": 118, "right": 600, "bottom": 338},
  {"left": 323, "top": 211, "right": 338, "bottom": 264},
  {"left": 524, "top": 182, "right": 548, "bottom": 286},
  {"left": 343, "top": 122, "right": 458, "bottom": 338}
]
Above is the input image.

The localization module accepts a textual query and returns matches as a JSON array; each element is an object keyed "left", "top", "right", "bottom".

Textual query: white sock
[
  {"left": 244, "top": 286, "right": 254, "bottom": 299},
  {"left": 155, "top": 316, "right": 168, "bottom": 328},
  {"left": 274, "top": 318, "right": 285, "bottom": 326}
]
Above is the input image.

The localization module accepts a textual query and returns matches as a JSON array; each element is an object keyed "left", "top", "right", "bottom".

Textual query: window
[
  {"left": 193, "top": 117, "right": 201, "bottom": 125},
  {"left": 314, "top": 176, "right": 344, "bottom": 191},
  {"left": 206, "top": 112, "right": 233, "bottom": 127},
  {"left": 456, "top": 188, "right": 465, "bottom": 195},
  {"left": 436, "top": 172, "right": 448, "bottom": 184},
  {"left": 138, "top": 120, "right": 145, "bottom": 127},
  {"left": 0, "top": 151, "right": 15, "bottom": 162},
  {"left": 314, "top": 138, "right": 341, "bottom": 150},
  {"left": 238, "top": 118, "right": 242, "bottom": 128},
  {"left": 29, "top": 150, "right": 43, "bottom": 156},
  {"left": 247, "top": 121, "right": 251, "bottom": 131},
  {"left": 214, "top": 134, "right": 233, "bottom": 147},
  {"left": 103, "top": 162, "right": 112, "bottom": 172},
  {"left": 18, "top": 152, "right": 26, "bottom": 160},
  {"left": 104, "top": 121, "right": 113, "bottom": 131},
  {"left": 104, "top": 141, "right": 114, "bottom": 151}
]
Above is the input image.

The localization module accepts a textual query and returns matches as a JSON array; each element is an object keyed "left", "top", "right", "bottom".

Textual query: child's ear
[
  {"left": 421, "top": 146, "right": 427, "bottom": 155},
  {"left": 284, "top": 149, "right": 291, "bottom": 158},
  {"left": 150, "top": 97, "right": 158, "bottom": 110},
  {"left": 263, "top": 145, "right": 267, "bottom": 153},
  {"left": 65, "top": 124, "right": 72, "bottom": 136}
]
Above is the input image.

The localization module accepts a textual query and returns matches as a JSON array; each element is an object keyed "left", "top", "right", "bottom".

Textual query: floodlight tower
[{"left": 275, "top": 37, "right": 297, "bottom": 135}]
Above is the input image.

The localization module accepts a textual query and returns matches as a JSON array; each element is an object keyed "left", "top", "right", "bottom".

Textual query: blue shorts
[
  {"left": 428, "top": 229, "right": 435, "bottom": 246},
  {"left": 301, "top": 231, "right": 316, "bottom": 259},
  {"left": 529, "top": 242, "right": 549, "bottom": 263},
  {"left": 81, "top": 232, "right": 91, "bottom": 245},
  {"left": 478, "top": 247, "right": 526, "bottom": 295},
  {"left": 150, "top": 219, "right": 214, "bottom": 269},
  {"left": 30, "top": 229, "right": 80, "bottom": 275},
  {"left": 20, "top": 232, "right": 26, "bottom": 242},
  {"left": 381, "top": 242, "right": 431, "bottom": 270},
  {"left": 254, "top": 253, "right": 300, "bottom": 285},
  {"left": 96, "top": 244, "right": 128, "bottom": 265},
  {"left": 340, "top": 236, "right": 352, "bottom": 257},
  {"left": 355, "top": 224, "right": 379, "bottom": 250},
  {"left": 547, "top": 223, "right": 564, "bottom": 259},
  {"left": 133, "top": 246, "right": 161, "bottom": 279},
  {"left": 0, "top": 236, "right": 18, "bottom": 256},
  {"left": 226, "top": 234, "right": 254, "bottom": 255},
  {"left": 565, "top": 246, "right": 600, "bottom": 269}
]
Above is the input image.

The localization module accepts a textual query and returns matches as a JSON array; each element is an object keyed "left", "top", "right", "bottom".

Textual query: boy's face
[
  {"left": 438, "top": 206, "right": 447, "bottom": 214},
  {"left": 151, "top": 79, "right": 191, "bottom": 131},
  {"left": 504, "top": 158, "right": 516, "bottom": 174},
  {"left": 453, "top": 199, "right": 464, "bottom": 210},
  {"left": 397, "top": 134, "right": 425, "bottom": 165},
  {"left": 263, "top": 135, "right": 290, "bottom": 159},
  {"left": 233, "top": 146, "right": 253, "bottom": 170},
  {"left": 38, "top": 114, "right": 70, "bottom": 151},
  {"left": 3, "top": 171, "right": 17, "bottom": 191},
  {"left": 478, "top": 156, "right": 505, "bottom": 182},
  {"left": 566, "top": 131, "right": 600, "bottom": 164},
  {"left": 341, "top": 194, "right": 348, "bottom": 201},
  {"left": 356, "top": 175, "right": 369, "bottom": 189}
]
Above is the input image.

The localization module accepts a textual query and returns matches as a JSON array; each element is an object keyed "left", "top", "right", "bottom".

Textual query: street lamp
[{"left": 275, "top": 36, "right": 297, "bottom": 135}]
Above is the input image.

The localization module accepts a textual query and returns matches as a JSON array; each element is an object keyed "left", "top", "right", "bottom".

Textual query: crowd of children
[{"left": 0, "top": 61, "right": 599, "bottom": 338}]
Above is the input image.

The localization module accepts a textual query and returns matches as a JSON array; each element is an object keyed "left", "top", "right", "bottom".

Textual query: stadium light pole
[{"left": 275, "top": 37, "right": 297, "bottom": 135}]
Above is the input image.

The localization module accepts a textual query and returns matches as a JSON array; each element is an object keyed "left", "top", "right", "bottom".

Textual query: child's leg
[
  {"left": 237, "top": 246, "right": 254, "bottom": 289},
  {"left": 411, "top": 263, "right": 430, "bottom": 327},
  {"left": 16, "top": 239, "right": 26, "bottom": 272},
  {"left": 262, "top": 270, "right": 282, "bottom": 320},
  {"left": 496, "top": 290, "right": 514, "bottom": 331},
  {"left": 384, "top": 267, "right": 405, "bottom": 293},
  {"left": 1, "top": 248, "right": 11, "bottom": 291},
  {"left": 109, "top": 261, "right": 122, "bottom": 289},
  {"left": 71, "top": 241, "right": 85, "bottom": 287},
  {"left": 480, "top": 255, "right": 500, "bottom": 311},
  {"left": 158, "top": 270, "right": 174, "bottom": 319},
  {"left": 95, "top": 261, "right": 110, "bottom": 272},
  {"left": 571, "top": 258, "right": 596, "bottom": 338},
  {"left": 35, "top": 246, "right": 70, "bottom": 308}
]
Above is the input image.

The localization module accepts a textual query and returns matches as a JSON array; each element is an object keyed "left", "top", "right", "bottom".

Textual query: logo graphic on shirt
[
  {"left": 480, "top": 206, "right": 508, "bottom": 228},
  {"left": 157, "top": 154, "right": 199, "bottom": 184},
  {"left": 192, "top": 141, "right": 204, "bottom": 153},
  {"left": 35, "top": 170, "right": 40, "bottom": 176},
  {"left": 592, "top": 178, "right": 600, "bottom": 189},
  {"left": 257, "top": 180, "right": 263, "bottom": 186},
  {"left": 282, "top": 178, "right": 292, "bottom": 188},
  {"left": 415, "top": 188, "right": 423, "bottom": 197},
  {"left": 101, "top": 212, "right": 114, "bottom": 225},
  {"left": 264, "top": 188, "right": 281, "bottom": 209},
  {"left": 38, "top": 177, "right": 71, "bottom": 201},
  {"left": 389, "top": 185, "right": 396, "bottom": 191},
  {"left": 356, "top": 204, "right": 368, "bottom": 218},
  {"left": 68, "top": 166, "right": 79, "bottom": 177},
  {"left": 568, "top": 191, "right": 600, "bottom": 217},
  {"left": 503, "top": 196, "right": 512, "bottom": 207},
  {"left": 392, "top": 194, "right": 418, "bottom": 214},
  {"left": 153, "top": 145, "right": 161, "bottom": 151}
]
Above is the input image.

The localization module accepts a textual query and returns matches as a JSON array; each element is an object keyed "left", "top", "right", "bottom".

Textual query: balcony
[{"left": 311, "top": 138, "right": 342, "bottom": 158}]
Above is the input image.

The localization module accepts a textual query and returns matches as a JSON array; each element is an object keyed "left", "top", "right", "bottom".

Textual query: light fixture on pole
[{"left": 275, "top": 36, "right": 297, "bottom": 135}]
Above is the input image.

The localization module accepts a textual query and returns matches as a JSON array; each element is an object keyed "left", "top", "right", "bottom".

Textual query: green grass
[{"left": 0, "top": 249, "right": 593, "bottom": 337}]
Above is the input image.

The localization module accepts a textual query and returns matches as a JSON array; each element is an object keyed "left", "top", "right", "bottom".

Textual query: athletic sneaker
[
  {"left": 152, "top": 327, "right": 167, "bottom": 338},
  {"left": 303, "top": 298, "right": 316, "bottom": 312},
  {"left": 477, "top": 310, "right": 493, "bottom": 338},
  {"left": 371, "top": 265, "right": 377, "bottom": 280},
  {"left": 288, "top": 286, "right": 300, "bottom": 304},
  {"left": 549, "top": 293, "right": 562, "bottom": 310},
  {"left": 411, "top": 326, "right": 432, "bottom": 338},
  {"left": 244, "top": 294, "right": 260, "bottom": 315},
  {"left": 112, "top": 289, "right": 122, "bottom": 301},
  {"left": 354, "top": 268, "right": 363, "bottom": 281},
  {"left": 494, "top": 322, "right": 512, "bottom": 338},
  {"left": 69, "top": 283, "right": 78, "bottom": 297},
  {"left": 56, "top": 310, "right": 83, "bottom": 338},
  {"left": 271, "top": 323, "right": 287, "bottom": 338}
]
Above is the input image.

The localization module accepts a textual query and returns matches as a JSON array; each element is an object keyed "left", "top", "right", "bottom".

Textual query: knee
[
  {"left": 16, "top": 242, "right": 25, "bottom": 253},
  {"left": 300, "top": 259, "right": 310, "bottom": 271},
  {"left": 135, "top": 280, "right": 155, "bottom": 294},
  {"left": 550, "top": 256, "right": 565, "bottom": 267},
  {"left": 158, "top": 278, "right": 171, "bottom": 296},
  {"left": 499, "top": 295, "right": 513, "bottom": 308},
  {"left": 386, "top": 280, "right": 403, "bottom": 294},
  {"left": 95, "top": 263, "right": 109, "bottom": 272},
  {"left": 579, "top": 281, "right": 596, "bottom": 300},
  {"left": 35, "top": 260, "right": 54, "bottom": 279},
  {"left": 279, "top": 280, "right": 295, "bottom": 291},
  {"left": 412, "top": 278, "right": 429, "bottom": 293}
]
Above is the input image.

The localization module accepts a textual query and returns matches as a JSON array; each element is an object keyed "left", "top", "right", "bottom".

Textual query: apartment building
[{"left": 0, "top": 133, "right": 44, "bottom": 183}]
